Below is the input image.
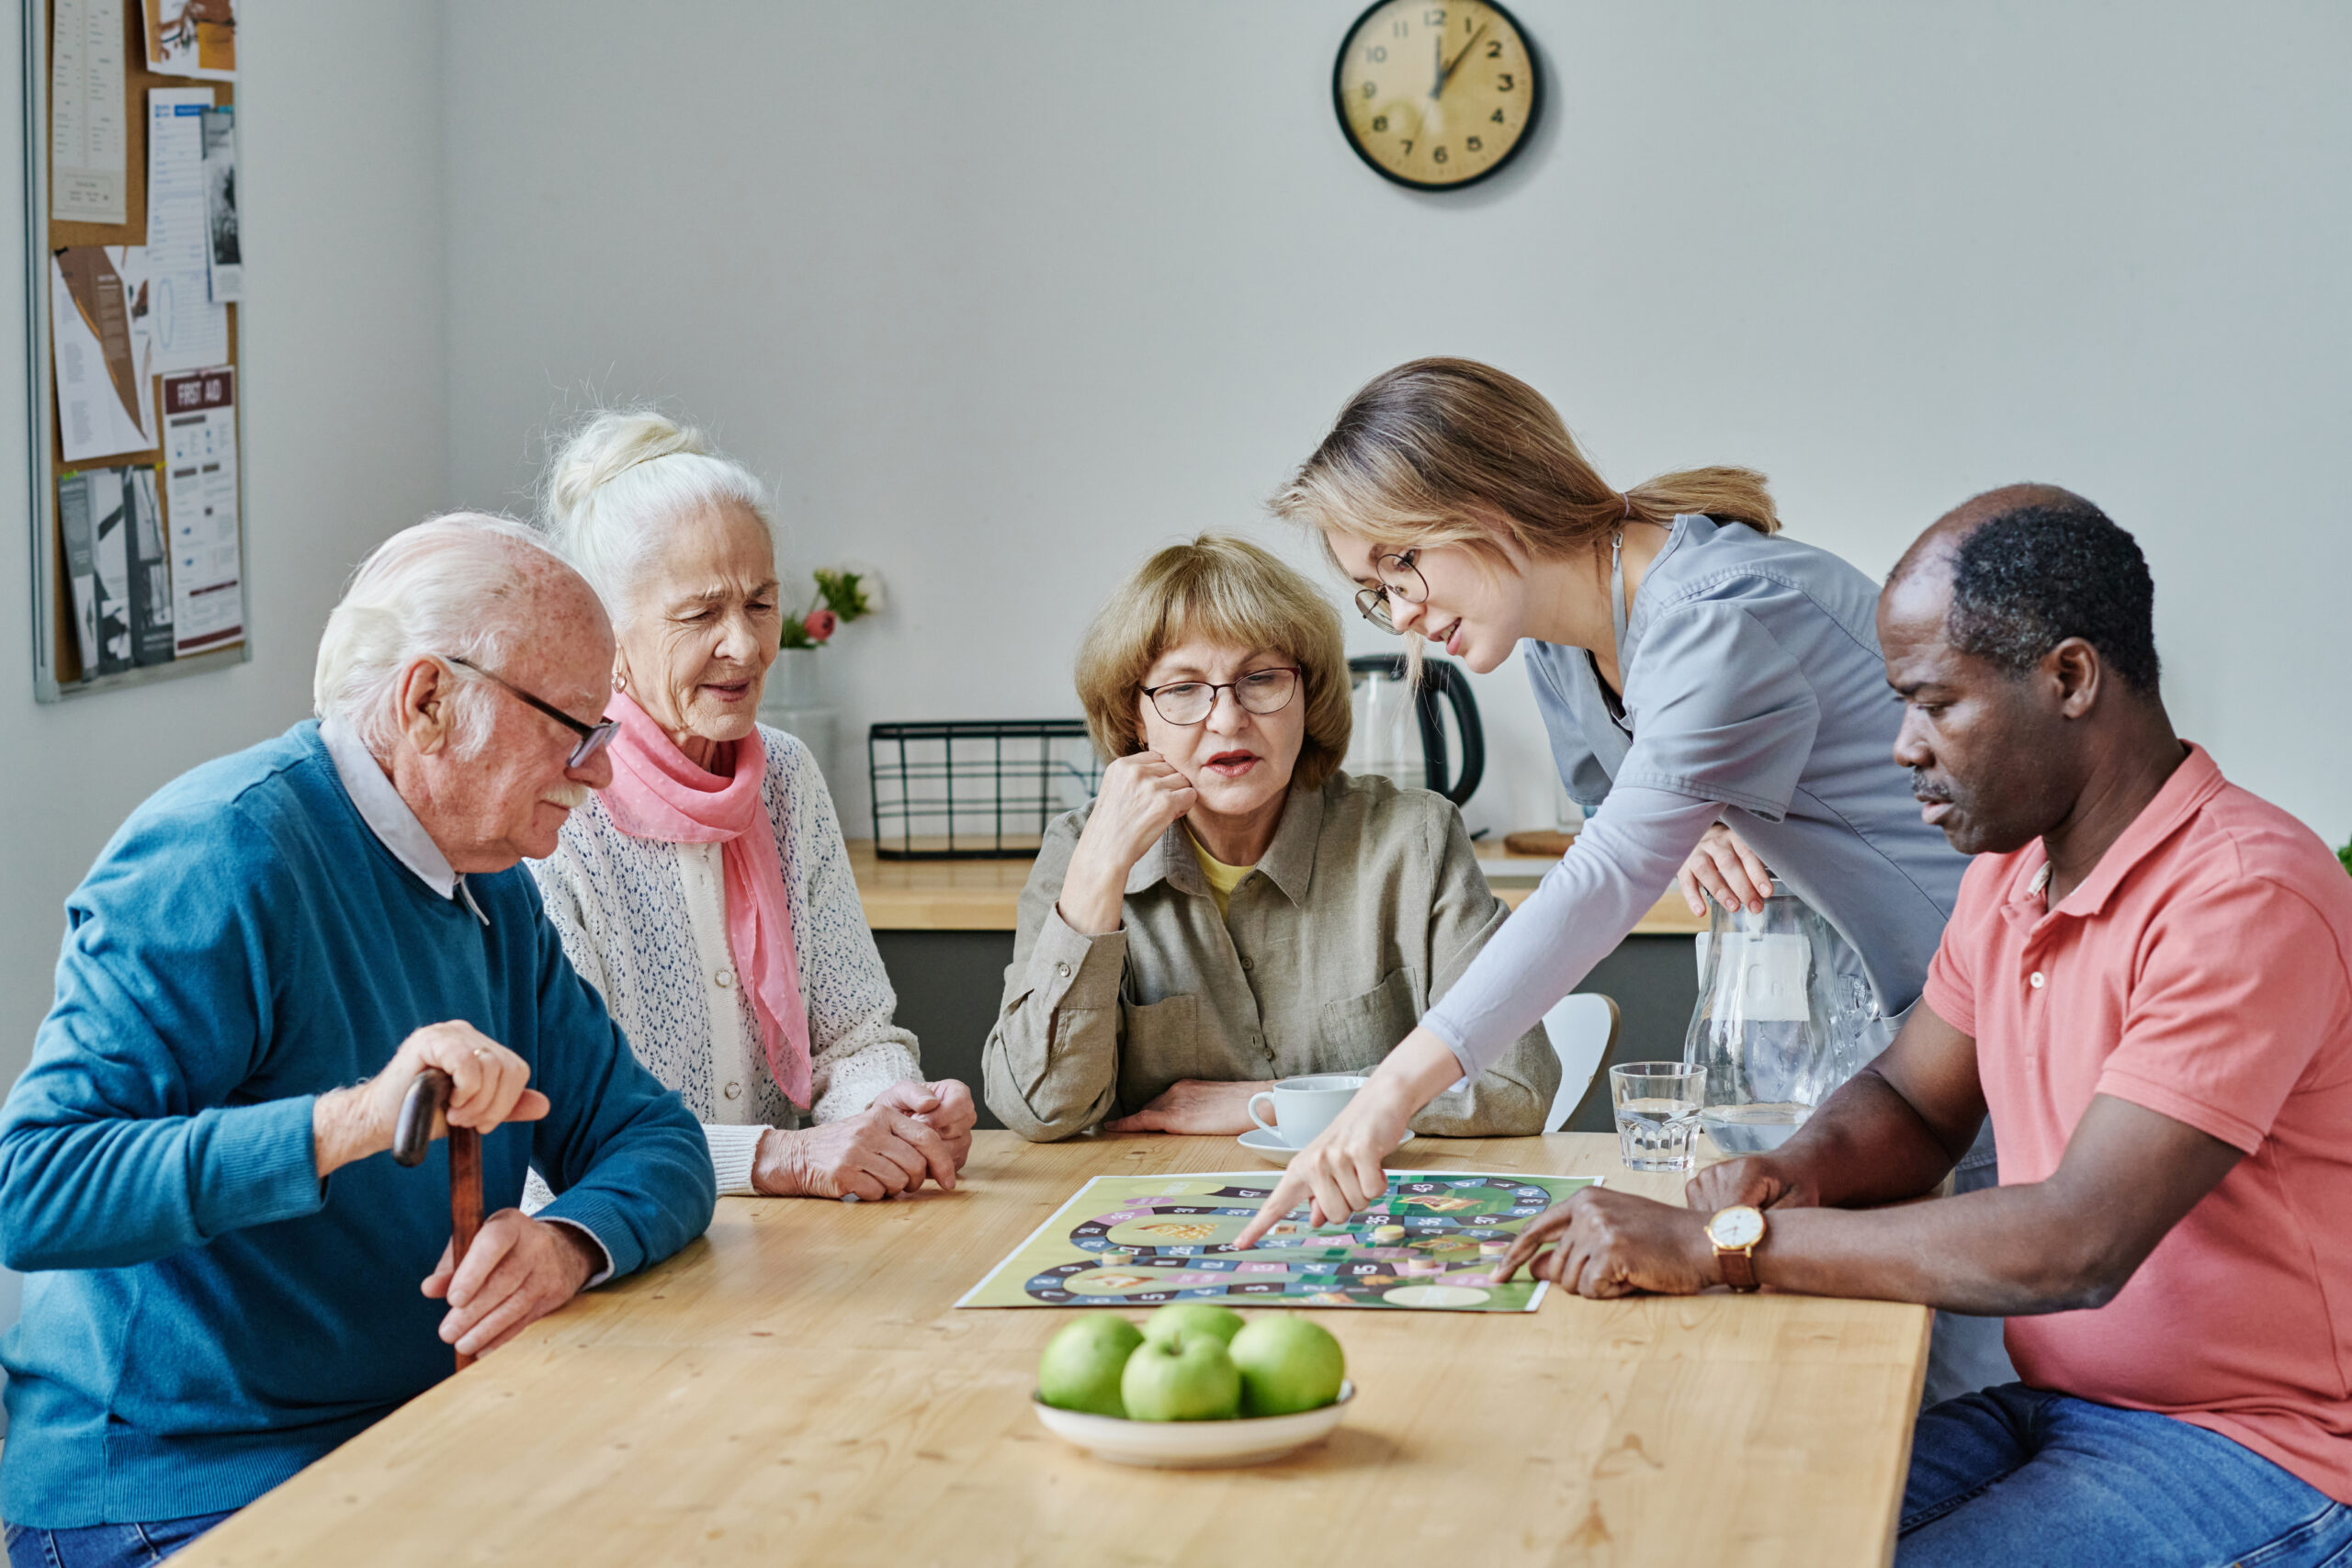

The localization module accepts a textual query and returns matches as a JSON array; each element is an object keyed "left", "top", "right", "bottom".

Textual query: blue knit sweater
[{"left": 0, "top": 722, "right": 718, "bottom": 1526}]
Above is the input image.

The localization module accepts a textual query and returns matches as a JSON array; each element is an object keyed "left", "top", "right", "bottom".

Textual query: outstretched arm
[
  {"left": 1236, "top": 787, "right": 1720, "bottom": 1244},
  {"left": 1686, "top": 1000, "right": 1989, "bottom": 1215},
  {"left": 1500, "top": 1091, "right": 2239, "bottom": 1315}
]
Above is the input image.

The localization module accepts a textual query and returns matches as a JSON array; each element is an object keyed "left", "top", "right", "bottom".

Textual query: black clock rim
[{"left": 1331, "top": 0, "right": 1545, "bottom": 193}]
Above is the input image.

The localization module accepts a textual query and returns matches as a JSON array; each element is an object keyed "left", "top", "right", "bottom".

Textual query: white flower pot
[
  {"left": 765, "top": 648, "right": 824, "bottom": 711},
  {"left": 761, "top": 650, "right": 839, "bottom": 788}
]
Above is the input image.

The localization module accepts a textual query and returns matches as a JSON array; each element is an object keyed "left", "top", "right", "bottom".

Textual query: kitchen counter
[{"left": 846, "top": 839, "right": 1709, "bottom": 935}]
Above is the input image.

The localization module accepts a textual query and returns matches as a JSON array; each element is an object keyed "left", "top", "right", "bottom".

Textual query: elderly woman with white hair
[{"left": 526, "top": 411, "right": 975, "bottom": 1201}]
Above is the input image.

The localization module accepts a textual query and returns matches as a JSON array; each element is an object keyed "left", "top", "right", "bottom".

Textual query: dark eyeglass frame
[
  {"left": 1137, "top": 666, "right": 1304, "bottom": 726},
  {"left": 444, "top": 656, "right": 619, "bottom": 769},
  {"left": 1351, "top": 550, "right": 1430, "bottom": 634}
]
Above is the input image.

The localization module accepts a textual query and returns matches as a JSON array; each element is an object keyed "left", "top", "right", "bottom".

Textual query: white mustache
[{"left": 540, "top": 782, "right": 593, "bottom": 809}]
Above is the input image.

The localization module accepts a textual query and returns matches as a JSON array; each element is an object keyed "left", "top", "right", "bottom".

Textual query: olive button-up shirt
[{"left": 981, "top": 772, "right": 1558, "bottom": 1141}]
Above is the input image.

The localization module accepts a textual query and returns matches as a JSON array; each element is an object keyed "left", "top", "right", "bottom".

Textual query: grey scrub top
[{"left": 1424, "top": 514, "right": 1967, "bottom": 1071}]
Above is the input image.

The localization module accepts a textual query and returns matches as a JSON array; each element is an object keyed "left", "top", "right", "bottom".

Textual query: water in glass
[
  {"left": 1610, "top": 1062, "right": 1705, "bottom": 1173},
  {"left": 1616, "top": 1097, "right": 1702, "bottom": 1171}
]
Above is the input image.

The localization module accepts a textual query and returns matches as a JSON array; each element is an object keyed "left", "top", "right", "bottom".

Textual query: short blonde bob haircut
[{"left": 1075, "top": 535, "right": 1353, "bottom": 792}]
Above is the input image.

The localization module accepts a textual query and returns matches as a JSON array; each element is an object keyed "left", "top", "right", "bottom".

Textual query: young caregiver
[{"left": 1237, "top": 358, "right": 2007, "bottom": 1400}]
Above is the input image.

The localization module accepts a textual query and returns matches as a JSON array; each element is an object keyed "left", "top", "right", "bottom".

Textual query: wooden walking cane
[{"left": 391, "top": 1067, "right": 484, "bottom": 1371}]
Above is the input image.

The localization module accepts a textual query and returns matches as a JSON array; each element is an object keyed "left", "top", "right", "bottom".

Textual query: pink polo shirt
[{"left": 1923, "top": 743, "right": 2352, "bottom": 1502}]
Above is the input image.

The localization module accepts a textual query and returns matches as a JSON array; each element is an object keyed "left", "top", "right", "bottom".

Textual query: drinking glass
[{"left": 1610, "top": 1062, "right": 1705, "bottom": 1173}]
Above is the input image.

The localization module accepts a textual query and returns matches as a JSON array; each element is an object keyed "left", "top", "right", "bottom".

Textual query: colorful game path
[{"left": 958, "top": 1170, "right": 1599, "bottom": 1313}]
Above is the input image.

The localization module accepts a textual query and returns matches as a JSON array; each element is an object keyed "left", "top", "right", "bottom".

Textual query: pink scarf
[{"left": 596, "top": 693, "right": 811, "bottom": 1109}]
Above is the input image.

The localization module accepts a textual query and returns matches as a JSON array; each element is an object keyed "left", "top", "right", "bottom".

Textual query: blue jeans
[
  {"left": 5, "top": 1514, "right": 232, "bottom": 1568},
  {"left": 1899, "top": 1384, "right": 2352, "bottom": 1567}
]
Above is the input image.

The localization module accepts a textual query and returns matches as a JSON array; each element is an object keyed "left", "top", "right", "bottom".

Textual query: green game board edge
[{"left": 953, "top": 1169, "right": 1600, "bottom": 1312}]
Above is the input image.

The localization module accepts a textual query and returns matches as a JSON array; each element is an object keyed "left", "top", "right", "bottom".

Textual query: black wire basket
[{"left": 866, "top": 720, "right": 1103, "bottom": 859}]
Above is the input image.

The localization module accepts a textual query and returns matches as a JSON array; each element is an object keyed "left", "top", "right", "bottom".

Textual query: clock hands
[{"left": 1433, "top": 22, "right": 1490, "bottom": 98}]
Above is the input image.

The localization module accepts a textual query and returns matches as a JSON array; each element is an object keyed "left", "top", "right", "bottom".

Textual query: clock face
[{"left": 1334, "top": 0, "right": 1542, "bottom": 191}]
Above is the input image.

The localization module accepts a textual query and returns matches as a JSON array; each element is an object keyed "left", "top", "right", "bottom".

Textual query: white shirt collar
[{"left": 320, "top": 716, "right": 487, "bottom": 924}]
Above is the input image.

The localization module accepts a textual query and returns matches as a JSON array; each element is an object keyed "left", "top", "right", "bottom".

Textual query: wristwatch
[{"left": 1706, "top": 1204, "right": 1768, "bottom": 1292}]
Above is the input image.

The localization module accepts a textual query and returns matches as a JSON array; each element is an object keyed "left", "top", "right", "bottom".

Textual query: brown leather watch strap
[{"left": 1717, "top": 1245, "right": 1759, "bottom": 1292}]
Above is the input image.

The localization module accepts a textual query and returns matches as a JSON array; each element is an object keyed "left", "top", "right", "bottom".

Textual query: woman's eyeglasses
[
  {"left": 443, "top": 656, "right": 620, "bottom": 768},
  {"left": 1138, "top": 667, "right": 1301, "bottom": 726},
  {"left": 1352, "top": 551, "right": 1429, "bottom": 634}
]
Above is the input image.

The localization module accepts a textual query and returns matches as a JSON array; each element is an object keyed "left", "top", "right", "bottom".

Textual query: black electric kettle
[{"left": 1343, "top": 654, "right": 1485, "bottom": 807}]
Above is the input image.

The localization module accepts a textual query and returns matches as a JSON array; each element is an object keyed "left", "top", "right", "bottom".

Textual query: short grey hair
[
  {"left": 312, "top": 512, "right": 567, "bottom": 759},
  {"left": 537, "top": 409, "right": 775, "bottom": 631}
]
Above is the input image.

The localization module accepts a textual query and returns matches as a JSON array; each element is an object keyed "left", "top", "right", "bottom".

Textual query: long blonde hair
[{"left": 1271, "top": 358, "right": 1781, "bottom": 575}]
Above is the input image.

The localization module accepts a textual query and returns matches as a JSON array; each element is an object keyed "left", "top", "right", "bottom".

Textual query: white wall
[
  {"left": 0, "top": 4, "right": 454, "bottom": 1358},
  {"left": 442, "top": 0, "right": 2351, "bottom": 850},
  {"left": 0, "top": 0, "right": 2338, "bottom": 1431}
]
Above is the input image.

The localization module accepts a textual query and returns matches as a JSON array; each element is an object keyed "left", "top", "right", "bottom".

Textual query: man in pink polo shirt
[{"left": 1498, "top": 488, "right": 2352, "bottom": 1566}]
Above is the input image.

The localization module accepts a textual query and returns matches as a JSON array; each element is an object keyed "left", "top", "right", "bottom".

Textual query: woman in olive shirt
[{"left": 981, "top": 535, "right": 1556, "bottom": 1141}]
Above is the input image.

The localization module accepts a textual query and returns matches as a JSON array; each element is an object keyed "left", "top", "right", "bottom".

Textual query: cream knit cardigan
[{"left": 526, "top": 724, "right": 922, "bottom": 1196}]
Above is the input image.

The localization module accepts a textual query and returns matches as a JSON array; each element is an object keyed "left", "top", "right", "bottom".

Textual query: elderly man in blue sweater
[{"left": 0, "top": 514, "right": 717, "bottom": 1562}]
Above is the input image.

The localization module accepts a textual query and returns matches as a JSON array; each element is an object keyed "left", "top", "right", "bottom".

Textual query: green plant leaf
[{"left": 812, "top": 568, "right": 872, "bottom": 620}]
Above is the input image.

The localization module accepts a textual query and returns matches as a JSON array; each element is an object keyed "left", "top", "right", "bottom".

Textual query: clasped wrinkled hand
[{"left": 754, "top": 1078, "right": 978, "bottom": 1200}]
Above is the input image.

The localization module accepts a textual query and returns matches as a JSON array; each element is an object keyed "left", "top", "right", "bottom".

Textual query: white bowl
[{"left": 1031, "top": 1381, "right": 1355, "bottom": 1468}]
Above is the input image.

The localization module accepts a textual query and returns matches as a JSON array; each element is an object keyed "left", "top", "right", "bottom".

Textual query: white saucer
[
  {"left": 1237, "top": 1128, "right": 1415, "bottom": 1165},
  {"left": 1033, "top": 1382, "right": 1354, "bottom": 1468}
]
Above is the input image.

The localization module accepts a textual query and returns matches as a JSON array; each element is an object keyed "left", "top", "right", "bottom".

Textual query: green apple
[
  {"left": 1120, "top": 1330, "right": 1242, "bottom": 1422},
  {"left": 1228, "top": 1316, "right": 1345, "bottom": 1417},
  {"left": 1140, "top": 1302, "right": 1244, "bottom": 1348},
  {"left": 1037, "top": 1314, "right": 1144, "bottom": 1417}
]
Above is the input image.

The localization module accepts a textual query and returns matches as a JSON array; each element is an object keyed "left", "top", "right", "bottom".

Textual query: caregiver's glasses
[{"left": 1352, "top": 550, "right": 1429, "bottom": 634}]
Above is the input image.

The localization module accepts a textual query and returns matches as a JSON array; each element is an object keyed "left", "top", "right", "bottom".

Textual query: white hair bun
[
  {"left": 535, "top": 406, "right": 774, "bottom": 632},
  {"left": 544, "top": 410, "right": 712, "bottom": 524}
]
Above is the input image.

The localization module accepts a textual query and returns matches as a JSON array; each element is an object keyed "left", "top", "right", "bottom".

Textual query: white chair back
[{"left": 1540, "top": 992, "right": 1623, "bottom": 1133}]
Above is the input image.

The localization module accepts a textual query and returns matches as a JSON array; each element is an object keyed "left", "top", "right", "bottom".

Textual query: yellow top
[{"left": 1186, "top": 833, "right": 1254, "bottom": 919}]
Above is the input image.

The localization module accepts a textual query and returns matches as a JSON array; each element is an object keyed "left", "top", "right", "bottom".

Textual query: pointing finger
[{"left": 1236, "top": 1168, "right": 1310, "bottom": 1248}]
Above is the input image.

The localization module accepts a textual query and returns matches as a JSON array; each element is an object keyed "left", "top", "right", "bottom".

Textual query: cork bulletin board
[{"left": 24, "top": 0, "right": 249, "bottom": 700}]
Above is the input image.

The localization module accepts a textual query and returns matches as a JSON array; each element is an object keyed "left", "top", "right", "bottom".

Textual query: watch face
[{"left": 1709, "top": 1204, "right": 1766, "bottom": 1250}]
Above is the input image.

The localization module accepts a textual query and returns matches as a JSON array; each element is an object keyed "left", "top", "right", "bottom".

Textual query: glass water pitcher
[{"left": 1682, "top": 882, "right": 1884, "bottom": 1154}]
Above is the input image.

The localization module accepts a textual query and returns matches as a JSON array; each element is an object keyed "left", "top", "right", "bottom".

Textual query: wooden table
[
  {"left": 179, "top": 1134, "right": 1928, "bottom": 1568},
  {"left": 847, "top": 839, "right": 1712, "bottom": 933}
]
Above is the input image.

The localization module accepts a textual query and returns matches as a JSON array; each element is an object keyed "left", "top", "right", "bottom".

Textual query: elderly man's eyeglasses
[
  {"left": 1138, "top": 667, "right": 1302, "bottom": 726},
  {"left": 1352, "top": 551, "right": 1429, "bottom": 634},
  {"left": 444, "top": 657, "right": 620, "bottom": 769}
]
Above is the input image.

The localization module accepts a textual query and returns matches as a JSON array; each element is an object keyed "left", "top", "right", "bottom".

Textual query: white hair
[
  {"left": 536, "top": 409, "right": 776, "bottom": 632},
  {"left": 312, "top": 512, "right": 570, "bottom": 759}
]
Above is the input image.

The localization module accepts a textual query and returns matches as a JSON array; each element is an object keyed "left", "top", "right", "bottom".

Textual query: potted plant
[{"left": 771, "top": 564, "right": 884, "bottom": 709}]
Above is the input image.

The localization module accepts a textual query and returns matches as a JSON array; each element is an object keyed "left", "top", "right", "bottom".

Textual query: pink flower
[{"left": 803, "top": 608, "right": 838, "bottom": 642}]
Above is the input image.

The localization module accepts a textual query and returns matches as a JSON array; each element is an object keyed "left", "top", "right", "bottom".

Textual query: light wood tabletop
[
  {"left": 847, "top": 839, "right": 1712, "bottom": 934},
  {"left": 178, "top": 1133, "right": 1927, "bottom": 1568}
]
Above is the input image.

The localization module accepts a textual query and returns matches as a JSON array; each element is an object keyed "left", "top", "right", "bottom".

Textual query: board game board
[{"left": 957, "top": 1170, "right": 1598, "bottom": 1313}]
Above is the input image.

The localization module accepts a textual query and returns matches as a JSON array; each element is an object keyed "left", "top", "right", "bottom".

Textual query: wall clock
[{"left": 1334, "top": 0, "right": 1543, "bottom": 190}]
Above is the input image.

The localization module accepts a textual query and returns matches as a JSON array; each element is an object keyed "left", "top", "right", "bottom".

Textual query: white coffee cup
[{"left": 1247, "top": 1073, "right": 1370, "bottom": 1148}]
